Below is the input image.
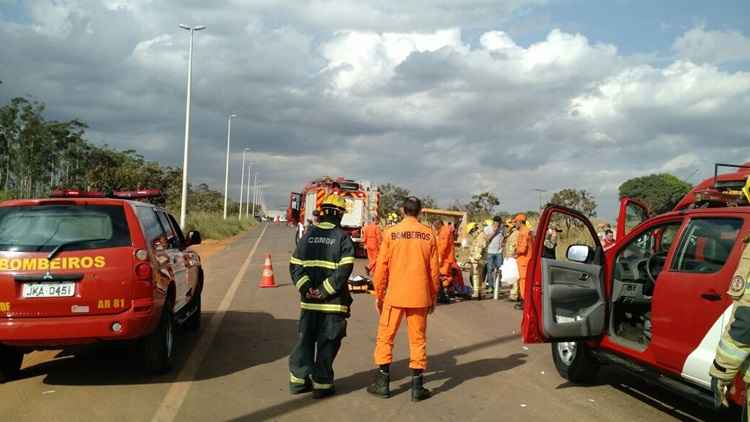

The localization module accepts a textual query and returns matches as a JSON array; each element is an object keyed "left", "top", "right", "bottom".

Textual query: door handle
[
  {"left": 701, "top": 291, "right": 722, "bottom": 302},
  {"left": 578, "top": 273, "right": 590, "bottom": 281}
]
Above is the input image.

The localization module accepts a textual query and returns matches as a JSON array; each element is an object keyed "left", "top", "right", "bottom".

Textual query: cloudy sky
[{"left": 1, "top": 0, "right": 749, "bottom": 218}]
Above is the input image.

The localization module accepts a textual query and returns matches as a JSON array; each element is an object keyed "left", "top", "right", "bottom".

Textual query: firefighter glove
[{"left": 711, "top": 377, "right": 731, "bottom": 408}]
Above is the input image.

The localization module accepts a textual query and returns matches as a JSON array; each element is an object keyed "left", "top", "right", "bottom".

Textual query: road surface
[{"left": 0, "top": 224, "right": 730, "bottom": 421}]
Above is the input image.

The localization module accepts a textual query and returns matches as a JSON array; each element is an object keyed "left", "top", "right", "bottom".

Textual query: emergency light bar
[{"left": 50, "top": 189, "right": 163, "bottom": 200}]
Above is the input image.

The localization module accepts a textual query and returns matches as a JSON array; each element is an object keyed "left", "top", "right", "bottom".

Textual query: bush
[{"left": 184, "top": 213, "right": 255, "bottom": 241}]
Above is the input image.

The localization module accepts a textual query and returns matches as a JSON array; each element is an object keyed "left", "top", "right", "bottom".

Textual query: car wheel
[
  {"left": 551, "top": 341, "right": 599, "bottom": 384},
  {"left": 141, "top": 299, "right": 176, "bottom": 374},
  {"left": 185, "top": 294, "right": 201, "bottom": 332},
  {"left": 0, "top": 345, "right": 23, "bottom": 383}
]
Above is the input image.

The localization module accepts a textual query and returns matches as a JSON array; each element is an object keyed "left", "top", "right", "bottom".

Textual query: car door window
[
  {"left": 135, "top": 207, "right": 166, "bottom": 245},
  {"left": 167, "top": 214, "right": 186, "bottom": 249},
  {"left": 671, "top": 218, "right": 743, "bottom": 274},
  {"left": 155, "top": 210, "right": 178, "bottom": 250},
  {"left": 624, "top": 202, "right": 649, "bottom": 236}
]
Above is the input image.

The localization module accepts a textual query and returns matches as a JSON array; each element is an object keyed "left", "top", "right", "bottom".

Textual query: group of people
[
  {"left": 288, "top": 195, "right": 441, "bottom": 401},
  {"left": 464, "top": 214, "right": 532, "bottom": 309}
]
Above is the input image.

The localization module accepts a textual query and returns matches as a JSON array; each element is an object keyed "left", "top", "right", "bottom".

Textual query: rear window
[{"left": 0, "top": 205, "right": 132, "bottom": 252}]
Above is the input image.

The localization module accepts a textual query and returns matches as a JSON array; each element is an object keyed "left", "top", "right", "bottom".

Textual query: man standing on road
[
  {"left": 367, "top": 197, "right": 440, "bottom": 402},
  {"left": 511, "top": 214, "right": 531, "bottom": 310},
  {"left": 469, "top": 223, "right": 489, "bottom": 299},
  {"left": 288, "top": 194, "right": 356, "bottom": 399},
  {"left": 484, "top": 216, "right": 505, "bottom": 292},
  {"left": 362, "top": 216, "right": 382, "bottom": 274},
  {"left": 710, "top": 238, "right": 750, "bottom": 419}
]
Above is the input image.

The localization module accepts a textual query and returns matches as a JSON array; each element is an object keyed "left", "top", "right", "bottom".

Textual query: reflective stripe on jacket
[{"left": 290, "top": 220, "right": 355, "bottom": 315}]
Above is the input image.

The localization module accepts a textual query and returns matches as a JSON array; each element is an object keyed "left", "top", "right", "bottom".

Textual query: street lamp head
[
  {"left": 194, "top": 25, "right": 206, "bottom": 31},
  {"left": 179, "top": 24, "right": 206, "bottom": 31},
  {"left": 230, "top": 113, "right": 238, "bottom": 118},
  {"left": 179, "top": 24, "right": 190, "bottom": 30}
]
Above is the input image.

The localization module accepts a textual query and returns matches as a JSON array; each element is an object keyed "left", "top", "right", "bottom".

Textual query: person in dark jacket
[{"left": 288, "top": 194, "right": 356, "bottom": 399}]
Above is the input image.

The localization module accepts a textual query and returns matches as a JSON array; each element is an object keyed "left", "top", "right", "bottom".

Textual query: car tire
[
  {"left": 141, "top": 299, "right": 176, "bottom": 374},
  {"left": 185, "top": 294, "right": 201, "bottom": 332},
  {"left": 0, "top": 345, "right": 23, "bottom": 383},
  {"left": 551, "top": 341, "right": 599, "bottom": 384}
]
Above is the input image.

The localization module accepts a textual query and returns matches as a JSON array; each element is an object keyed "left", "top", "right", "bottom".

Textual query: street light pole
[
  {"left": 238, "top": 149, "right": 248, "bottom": 220},
  {"left": 178, "top": 23, "right": 206, "bottom": 228},
  {"left": 533, "top": 188, "right": 547, "bottom": 211},
  {"left": 251, "top": 172, "right": 258, "bottom": 219},
  {"left": 222, "top": 113, "right": 237, "bottom": 220},
  {"left": 245, "top": 165, "right": 253, "bottom": 219}
]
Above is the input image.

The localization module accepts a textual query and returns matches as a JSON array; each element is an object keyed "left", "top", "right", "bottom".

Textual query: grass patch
[{"left": 184, "top": 212, "right": 256, "bottom": 240}]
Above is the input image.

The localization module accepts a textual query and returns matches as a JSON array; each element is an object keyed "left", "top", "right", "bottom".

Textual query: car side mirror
[
  {"left": 187, "top": 231, "right": 202, "bottom": 246},
  {"left": 566, "top": 244, "right": 592, "bottom": 263}
]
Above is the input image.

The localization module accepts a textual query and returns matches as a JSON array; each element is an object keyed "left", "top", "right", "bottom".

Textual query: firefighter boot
[
  {"left": 366, "top": 369, "right": 391, "bottom": 398},
  {"left": 411, "top": 374, "right": 431, "bottom": 402}
]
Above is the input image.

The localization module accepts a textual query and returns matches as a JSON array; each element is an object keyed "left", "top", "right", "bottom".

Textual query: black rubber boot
[
  {"left": 411, "top": 374, "right": 431, "bottom": 402},
  {"left": 312, "top": 387, "right": 336, "bottom": 399},
  {"left": 366, "top": 369, "right": 391, "bottom": 398}
]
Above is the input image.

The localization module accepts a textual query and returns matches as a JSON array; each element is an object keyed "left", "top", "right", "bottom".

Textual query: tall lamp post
[
  {"left": 251, "top": 171, "right": 258, "bottom": 220},
  {"left": 222, "top": 113, "right": 237, "bottom": 219},
  {"left": 238, "top": 149, "right": 249, "bottom": 220},
  {"left": 178, "top": 23, "right": 206, "bottom": 228},
  {"left": 533, "top": 188, "right": 547, "bottom": 211}
]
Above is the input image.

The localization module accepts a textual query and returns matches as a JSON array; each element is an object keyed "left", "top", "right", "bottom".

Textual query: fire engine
[
  {"left": 522, "top": 162, "right": 750, "bottom": 412},
  {"left": 0, "top": 189, "right": 203, "bottom": 381},
  {"left": 288, "top": 177, "right": 380, "bottom": 255}
]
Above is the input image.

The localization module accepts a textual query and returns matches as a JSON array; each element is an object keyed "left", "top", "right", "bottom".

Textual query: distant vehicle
[
  {"left": 287, "top": 177, "right": 380, "bottom": 256},
  {"left": 523, "top": 170, "right": 750, "bottom": 411},
  {"left": 0, "top": 189, "right": 204, "bottom": 382}
]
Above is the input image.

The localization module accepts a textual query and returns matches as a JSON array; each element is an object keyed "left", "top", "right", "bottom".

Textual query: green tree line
[{"left": 0, "top": 96, "right": 250, "bottom": 214}]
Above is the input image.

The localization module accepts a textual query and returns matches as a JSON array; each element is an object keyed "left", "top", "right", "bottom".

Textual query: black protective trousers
[{"left": 288, "top": 310, "right": 347, "bottom": 392}]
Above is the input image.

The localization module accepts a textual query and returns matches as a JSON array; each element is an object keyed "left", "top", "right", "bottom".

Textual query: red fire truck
[{"left": 288, "top": 177, "right": 380, "bottom": 255}]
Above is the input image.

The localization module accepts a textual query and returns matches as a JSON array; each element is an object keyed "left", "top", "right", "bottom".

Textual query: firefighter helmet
[{"left": 321, "top": 194, "right": 346, "bottom": 211}]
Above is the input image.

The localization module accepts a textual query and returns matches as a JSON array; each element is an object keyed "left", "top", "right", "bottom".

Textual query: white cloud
[{"left": 673, "top": 25, "right": 750, "bottom": 64}]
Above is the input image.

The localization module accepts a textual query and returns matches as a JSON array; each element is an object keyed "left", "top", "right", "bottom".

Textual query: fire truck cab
[{"left": 522, "top": 166, "right": 750, "bottom": 410}]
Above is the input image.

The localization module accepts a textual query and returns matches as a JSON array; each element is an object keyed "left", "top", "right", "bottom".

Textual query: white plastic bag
[{"left": 501, "top": 257, "right": 519, "bottom": 287}]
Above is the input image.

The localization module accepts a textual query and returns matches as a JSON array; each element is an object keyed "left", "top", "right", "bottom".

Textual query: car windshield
[{"left": 0, "top": 205, "right": 131, "bottom": 252}]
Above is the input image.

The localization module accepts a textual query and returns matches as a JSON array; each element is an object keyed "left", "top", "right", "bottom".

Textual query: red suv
[
  {"left": 522, "top": 199, "right": 748, "bottom": 410},
  {"left": 0, "top": 190, "right": 203, "bottom": 381}
]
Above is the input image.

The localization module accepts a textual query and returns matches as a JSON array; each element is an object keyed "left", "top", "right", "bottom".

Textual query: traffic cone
[{"left": 258, "top": 254, "right": 278, "bottom": 288}]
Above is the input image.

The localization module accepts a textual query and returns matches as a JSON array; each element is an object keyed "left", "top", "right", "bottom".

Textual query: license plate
[{"left": 22, "top": 283, "right": 75, "bottom": 298}]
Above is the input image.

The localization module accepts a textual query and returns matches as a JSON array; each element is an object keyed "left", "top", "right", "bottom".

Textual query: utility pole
[
  {"left": 178, "top": 23, "right": 206, "bottom": 228},
  {"left": 222, "top": 113, "right": 237, "bottom": 219},
  {"left": 533, "top": 188, "right": 547, "bottom": 211},
  {"left": 238, "top": 149, "right": 248, "bottom": 220}
]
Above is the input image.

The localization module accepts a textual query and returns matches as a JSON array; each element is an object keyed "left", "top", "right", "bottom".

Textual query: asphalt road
[{"left": 0, "top": 224, "right": 732, "bottom": 421}]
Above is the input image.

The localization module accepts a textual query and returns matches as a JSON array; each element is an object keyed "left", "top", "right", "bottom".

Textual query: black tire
[
  {"left": 551, "top": 341, "right": 599, "bottom": 383},
  {"left": 141, "top": 299, "right": 176, "bottom": 374},
  {"left": 185, "top": 294, "right": 201, "bottom": 332},
  {"left": 0, "top": 345, "right": 23, "bottom": 383}
]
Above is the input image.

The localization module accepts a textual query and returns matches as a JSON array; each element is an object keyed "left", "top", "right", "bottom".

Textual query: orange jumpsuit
[
  {"left": 373, "top": 216, "right": 440, "bottom": 370},
  {"left": 515, "top": 225, "right": 532, "bottom": 300},
  {"left": 362, "top": 222, "right": 382, "bottom": 272},
  {"left": 436, "top": 224, "right": 456, "bottom": 284}
]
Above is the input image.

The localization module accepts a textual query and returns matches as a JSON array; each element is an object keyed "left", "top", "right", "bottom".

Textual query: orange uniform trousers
[
  {"left": 516, "top": 256, "right": 529, "bottom": 300},
  {"left": 374, "top": 304, "right": 428, "bottom": 370},
  {"left": 366, "top": 246, "right": 379, "bottom": 272}
]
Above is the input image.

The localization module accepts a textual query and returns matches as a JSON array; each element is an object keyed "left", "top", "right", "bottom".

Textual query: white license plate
[{"left": 22, "top": 283, "right": 75, "bottom": 298}]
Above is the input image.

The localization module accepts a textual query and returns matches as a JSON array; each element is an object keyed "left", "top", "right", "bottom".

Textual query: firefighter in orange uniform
[
  {"left": 367, "top": 197, "right": 440, "bottom": 402},
  {"left": 513, "top": 214, "right": 531, "bottom": 310},
  {"left": 362, "top": 216, "right": 382, "bottom": 273},
  {"left": 437, "top": 221, "right": 456, "bottom": 280}
]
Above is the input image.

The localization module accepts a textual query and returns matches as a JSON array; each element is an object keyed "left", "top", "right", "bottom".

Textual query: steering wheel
[{"left": 645, "top": 252, "right": 668, "bottom": 284}]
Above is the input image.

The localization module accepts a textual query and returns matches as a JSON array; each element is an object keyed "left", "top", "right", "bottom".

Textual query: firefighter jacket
[
  {"left": 469, "top": 232, "right": 488, "bottom": 264},
  {"left": 290, "top": 221, "right": 356, "bottom": 316},
  {"left": 374, "top": 216, "right": 440, "bottom": 308},
  {"left": 711, "top": 238, "right": 750, "bottom": 382}
]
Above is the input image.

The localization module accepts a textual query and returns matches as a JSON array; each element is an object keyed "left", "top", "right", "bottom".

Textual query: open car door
[
  {"left": 522, "top": 205, "right": 606, "bottom": 344},
  {"left": 615, "top": 198, "right": 650, "bottom": 241}
]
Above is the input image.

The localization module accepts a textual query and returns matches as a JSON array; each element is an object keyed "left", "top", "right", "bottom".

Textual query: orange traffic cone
[{"left": 259, "top": 254, "right": 278, "bottom": 288}]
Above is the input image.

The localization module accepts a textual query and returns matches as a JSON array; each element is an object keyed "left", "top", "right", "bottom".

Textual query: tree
[
  {"left": 378, "top": 183, "right": 411, "bottom": 217},
  {"left": 465, "top": 192, "right": 500, "bottom": 221},
  {"left": 549, "top": 189, "right": 598, "bottom": 217},
  {"left": 618, "top": 173, "right": 692, "bottom": 215}
]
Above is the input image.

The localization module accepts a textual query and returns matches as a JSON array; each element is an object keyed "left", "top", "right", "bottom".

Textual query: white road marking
[{"left": 151, "top": 224, "right": 268, "bottom": 422}]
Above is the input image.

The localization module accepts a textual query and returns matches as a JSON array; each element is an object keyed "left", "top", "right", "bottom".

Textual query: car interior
[{"left": 610, "top": 223, "right": 681, "bottom": 350}]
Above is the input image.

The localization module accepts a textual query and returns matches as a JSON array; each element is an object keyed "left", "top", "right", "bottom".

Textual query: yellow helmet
[
  {"left": 466, "top": 222, "right": 478, "bottom": 233},
  {"left": 484, "top": 219, "right": 494, "bottom": 227},
  {"left": 321, "top": 193, "right": 346, "bottom": 211}
]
